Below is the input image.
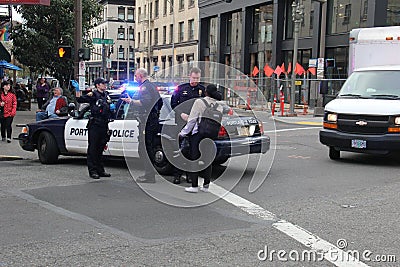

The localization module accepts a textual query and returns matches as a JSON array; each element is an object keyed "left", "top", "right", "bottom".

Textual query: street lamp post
[{"left": 289, "top": 0, "right": 304, "bottom": 115}]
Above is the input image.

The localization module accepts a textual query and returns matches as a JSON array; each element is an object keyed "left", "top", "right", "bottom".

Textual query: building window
[
  {"left": 170, "top": 0, "right": 174, "bottom": 13},
  {"left": 163, "top": 26, "right": 167, "bottom": 44},
  {"left": 129, "top": 47, "right": 133, "bottom": 59},
  {"left": 149, "top": 30, "right": 152, "bottom": 46},
  {"left": 154, "top": 28, "right": 159, "bottom": 45},
  {"left": 118, "top": 7, "right": 125, "bottom": 20},
  {"left": 129, "top": 27, "right": 134, "bottom": 41},
  {"left": 118, "top": 46, "right": 124, "bottom": 59},
  {"left": 155, "top": 0, "right": 159, "bottom": 18},
  {"left": 179, "top": 0, "right": 184, "bottom": 10},
  {"left": 343, "top": 4, "right": 351, "bottom": 24},
  {"left": 188, "top": 19, "right": 194, "bottom": 40},
  {"left": 188, "top": 0, "right": 195, "bottom": 8},
  {"left": 163, "top": 0, "right": 167, "bottom": 15},
  {"left": 178, "top": 22, "right": 184, "bottom": 42},
  {"left": 150, "top": 3, "right": 153, "bottom": 19},
  {"left": 310, "top": 10, "right": 314, "bottom": 29},
  {"left": 138, "top": 32, "right": 141, "bottom": 45},
  {"left": 127, "top": 8, "right": 134, "bottom": 22},
  {"left": 170, "top": 24, "right": 174, "bottom": 44},
  {"left": 118, "top": 27, "right": 125, "bottom": 40}
]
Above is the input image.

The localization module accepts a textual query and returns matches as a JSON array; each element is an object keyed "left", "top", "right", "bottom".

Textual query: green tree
[{"left": 12, "top": 0, "right": 101, "bottom": 87}]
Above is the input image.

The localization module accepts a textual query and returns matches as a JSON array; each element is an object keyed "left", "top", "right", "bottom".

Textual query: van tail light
[
  {"left": 218, "top": 126, "right": 228, "bottom": 138},
  {"left": 228, "top": 108, "right": 233, "bottom": 116}
]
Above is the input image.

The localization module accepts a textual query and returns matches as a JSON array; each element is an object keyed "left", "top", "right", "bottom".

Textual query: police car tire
[
  {"left": 152, "top": 145, "right": 173, "bottom": 175},
  {"left": 38, "top": 131, "right": 59, "bottom": 164}
]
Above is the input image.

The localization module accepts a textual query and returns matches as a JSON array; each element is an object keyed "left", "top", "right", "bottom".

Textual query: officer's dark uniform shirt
[
  {"left": 171, "top": 83, "right": 205, "bottom": 126},
  {"left": 77, "top": 90, "right": 113, "bottom": 125},
  {"left": 137, "top": 79, "right": 162, "bottom": 122}
]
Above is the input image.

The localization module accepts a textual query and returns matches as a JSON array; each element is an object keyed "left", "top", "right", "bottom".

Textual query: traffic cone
[
  {"left": 272, "top": 94, "right": 277, "bottom": 116},
  {"left": 280, "top": 91, "right": 285, "bottom": 116}
]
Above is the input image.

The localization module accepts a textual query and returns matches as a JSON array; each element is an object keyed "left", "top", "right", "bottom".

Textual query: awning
[{"left": 0, "top": 60, "right": 22, "bottom": 71}]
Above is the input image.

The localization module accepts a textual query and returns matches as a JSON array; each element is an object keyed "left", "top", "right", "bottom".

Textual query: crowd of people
[{"left": 1, "top": 67, "right": 222, "bottom": 193}]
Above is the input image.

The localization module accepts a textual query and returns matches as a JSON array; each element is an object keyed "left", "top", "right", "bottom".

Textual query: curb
[{"left": 0, "top": 155, "right": 24, "bottom": 161}]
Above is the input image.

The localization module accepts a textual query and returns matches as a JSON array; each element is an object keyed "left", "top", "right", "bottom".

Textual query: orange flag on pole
[
  {"left": 264, "top": 64, "right": 274, "bottom": 77},
  {"left": 274, "top": 65, "right": 283, "bottom": 76},
  {"left": 281, "top": 63, "right": 286, "bottom": 74},
  {"left": 287, "top": 62, "right": 292, "bottom": 74},
  {"left": 295, "top": 62, "right": 305, "bottom": 75},
  {"left": 308, "top": 67, "right": 316, "bottom": 76},
  {"left": 252, "top": 66, "right": 259, "bottom": 77}
]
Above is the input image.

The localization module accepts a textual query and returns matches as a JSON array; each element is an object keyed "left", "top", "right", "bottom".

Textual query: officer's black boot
[{"left": 173, "top": 174, "right": 181, "bottom": 184}]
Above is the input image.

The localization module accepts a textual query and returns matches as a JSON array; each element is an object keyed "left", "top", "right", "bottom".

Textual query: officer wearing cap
[
  {"left": 76, "top": 77, "right": 114, "bottom": 179},
  {"left": 170, "top": 67, "right": 205, "bottom": 184},
  {"left": 121, "top": 68, "right": 162, "bottom": 183}
]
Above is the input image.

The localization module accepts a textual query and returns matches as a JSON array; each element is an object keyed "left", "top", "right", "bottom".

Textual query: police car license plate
[
  {"left": 238, "top": 126, "right": 250, "bottom": 136},
  {"left": 351, "top": 139, "right": 366, "bottom": 149}
]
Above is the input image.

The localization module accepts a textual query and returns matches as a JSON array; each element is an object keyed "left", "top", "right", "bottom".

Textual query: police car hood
[{"left": 325, "top": 98, "right": 400, "bottom": 115}]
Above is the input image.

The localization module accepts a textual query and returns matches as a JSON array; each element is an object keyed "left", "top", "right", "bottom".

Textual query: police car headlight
[
  {"left": 327, "top": 113, "right": 337, "bottom": 122},
  {"left": 394, "top": 117, "right": 400, "bottom": 125}
]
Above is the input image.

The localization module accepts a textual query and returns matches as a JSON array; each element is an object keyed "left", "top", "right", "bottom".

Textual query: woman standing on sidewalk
[{"left": 0, "top": 81, "right": 17, "bottom": 143}]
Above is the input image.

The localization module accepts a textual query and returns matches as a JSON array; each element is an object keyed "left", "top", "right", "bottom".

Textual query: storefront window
[{"left": 387, "top": 0, "right": 400, "bottom": 26}]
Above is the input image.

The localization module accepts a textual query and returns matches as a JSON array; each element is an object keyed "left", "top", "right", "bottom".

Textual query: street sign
[
  {"left": 153, "top": 66, "right": 160, "bottom": 72},
  {"left": 78, "top": 61, "right": 85, "bottom": 76},
  {"left": 93, "top": 38, "right": 114, "bottom": 45}
]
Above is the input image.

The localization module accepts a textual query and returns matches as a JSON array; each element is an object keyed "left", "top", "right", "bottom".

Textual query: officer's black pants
[
  {"left": 187, "top": 133, "right": 212, "bottom": 188},
  {"left": 138, "top": 120, "right": 158, "bottom": 178},
  {"left": 87, "top": 123, "right": 108, "bottom": 175}
]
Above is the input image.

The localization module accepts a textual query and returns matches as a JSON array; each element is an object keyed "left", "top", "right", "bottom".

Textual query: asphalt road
[{"left": 0, "top": 110, "right": 399, "bottom": 266}]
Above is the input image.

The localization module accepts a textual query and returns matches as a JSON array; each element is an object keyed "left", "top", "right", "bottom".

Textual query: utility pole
[{"left": 289, "top": 0, "right": 304, "bottom": 115}]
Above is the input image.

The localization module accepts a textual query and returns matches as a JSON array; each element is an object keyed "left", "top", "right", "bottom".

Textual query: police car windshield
[{"left": 338, "top": 70, "right": 400, "bottom": 99}]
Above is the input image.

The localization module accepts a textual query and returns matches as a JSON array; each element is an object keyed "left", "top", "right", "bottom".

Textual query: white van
[{"left": 319, "top": 65, "right": 400, "bottom": 159}]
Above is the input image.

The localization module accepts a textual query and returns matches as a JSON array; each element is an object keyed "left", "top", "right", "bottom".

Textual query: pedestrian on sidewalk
[
  {"left": 0, "top": 81, "right": 17, "bottom": 143},
  {"left": 36, "top": 78, "right": 50, "bottom": 109}
]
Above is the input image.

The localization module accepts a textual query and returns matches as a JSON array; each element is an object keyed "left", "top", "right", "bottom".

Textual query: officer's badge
[
  {"left": 183, "top": 91, "right": 188, "bottom": 95},
  {"left": 199, "top": 90, "right": 202, "bottom": 96}
]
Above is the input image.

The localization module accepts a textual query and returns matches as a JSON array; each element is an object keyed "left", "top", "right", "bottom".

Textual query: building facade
[
  {"left": 198, "top": 0, "right": 400, "bottom": 80},
  {"left": 134, "top": 0, "right": 200, "bottom": 78},
  {"left": 87, "top": 0, "right": 135, "bottom": 83}
]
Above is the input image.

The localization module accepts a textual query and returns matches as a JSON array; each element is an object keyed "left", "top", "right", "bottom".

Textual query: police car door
[
  {"left": 64, "top": 105, "right": 90, "bottom": 154},
  {"left": 107, "top": 101, "right": 139, "bottom": 157}
]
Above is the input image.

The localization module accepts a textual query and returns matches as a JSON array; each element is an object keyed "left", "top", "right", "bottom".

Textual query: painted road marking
[
  {"left": 208, "top": 182, "right": 370, "bottom": 267},
  {"left": 264, "top": 126, "right": 321, "bottom": 134}
]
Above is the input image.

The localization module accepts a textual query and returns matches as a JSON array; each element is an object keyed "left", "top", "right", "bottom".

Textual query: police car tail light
[
  {"left": 21, "top": 126, "right": 29, "bottom": 134},
  {"left": 227, "top": 108, "right": 233, "bottom": 116},
  {"left": 259, "top": 122, "right": 264, "bottom": 135},
  {"left": 218, "top": 126, "right": 228, "bottom": 138}
]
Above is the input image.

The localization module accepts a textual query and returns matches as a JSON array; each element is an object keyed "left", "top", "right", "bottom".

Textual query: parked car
[{"left": 16, "top": 91, "right": 270, "bottom": 174}]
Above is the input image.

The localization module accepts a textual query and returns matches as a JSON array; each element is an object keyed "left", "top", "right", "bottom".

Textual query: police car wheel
[
  {"left": 152, "top": 145, "right": 173, "bottom": 175},
  {"left": 38, "top": 131, "right": 59, "bottom": 164}
]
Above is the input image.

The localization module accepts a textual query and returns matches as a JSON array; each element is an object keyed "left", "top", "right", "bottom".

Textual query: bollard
[
  {"left": 272, "top": 94, "right": 277, "bottom": 116},
  {"left": 280, "top": 91, "right": 285, "bottom": 116}
]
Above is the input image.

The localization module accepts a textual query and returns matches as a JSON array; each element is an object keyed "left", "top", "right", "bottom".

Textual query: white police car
[{"left": 17, "top": 85, "right": 270, "bottom": 174}]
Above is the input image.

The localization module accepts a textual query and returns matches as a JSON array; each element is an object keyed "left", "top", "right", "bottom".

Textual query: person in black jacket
[
  {"left": 121, "top": 68, "right": 162, "bottom": 183},
  {"left": 76, "top": 78, "right": 114, "bottom": 179},
  {"left": 170, "top": 67, "right": 205, "bottom": 184}
]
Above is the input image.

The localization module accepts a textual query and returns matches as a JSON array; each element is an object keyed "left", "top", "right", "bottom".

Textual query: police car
[{"left": 17, "top": 85, "right": 270, "bottom": 174}]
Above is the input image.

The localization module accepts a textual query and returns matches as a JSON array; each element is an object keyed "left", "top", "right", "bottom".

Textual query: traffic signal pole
[{"left": 74, "top": 0, "right": 82, "bottom": 82}]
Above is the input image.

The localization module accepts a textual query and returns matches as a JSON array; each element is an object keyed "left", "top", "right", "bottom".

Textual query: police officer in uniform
[
  {"left": 76, "top": 78, "right": 114, "bottom": 179},
  {"left": 170, "top": 67, "right": 205, "bottom": 184},
  {"left": 122, "top": 68, "right": 162, "bottom": 183}
]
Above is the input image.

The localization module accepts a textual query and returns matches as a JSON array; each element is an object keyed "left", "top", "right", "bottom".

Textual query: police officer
[
  {"left": 122, "top": 68, "right": 162, "bottom": 183},
  {"left": 170, "top": 67, "right": 205, "bottom": 184},
  {"left": 76, "top": 78, "right": 114, "bottom": 179}
]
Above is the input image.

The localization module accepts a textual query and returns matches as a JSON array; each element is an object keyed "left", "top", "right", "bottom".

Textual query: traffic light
[
  {"left": 58, "top": 46, "right": 72, "bottom": 59},
  {"left": 78, "top": 48, "right": 91, "bottom": 61}
]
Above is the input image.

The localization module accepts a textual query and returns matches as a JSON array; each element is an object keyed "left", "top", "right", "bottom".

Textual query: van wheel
[
  {"left": 329, "top": 147, "right": 340, "bottom": 160},
  {"left": 38, "top": 132, "right": 59, "bottom": 164}
]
